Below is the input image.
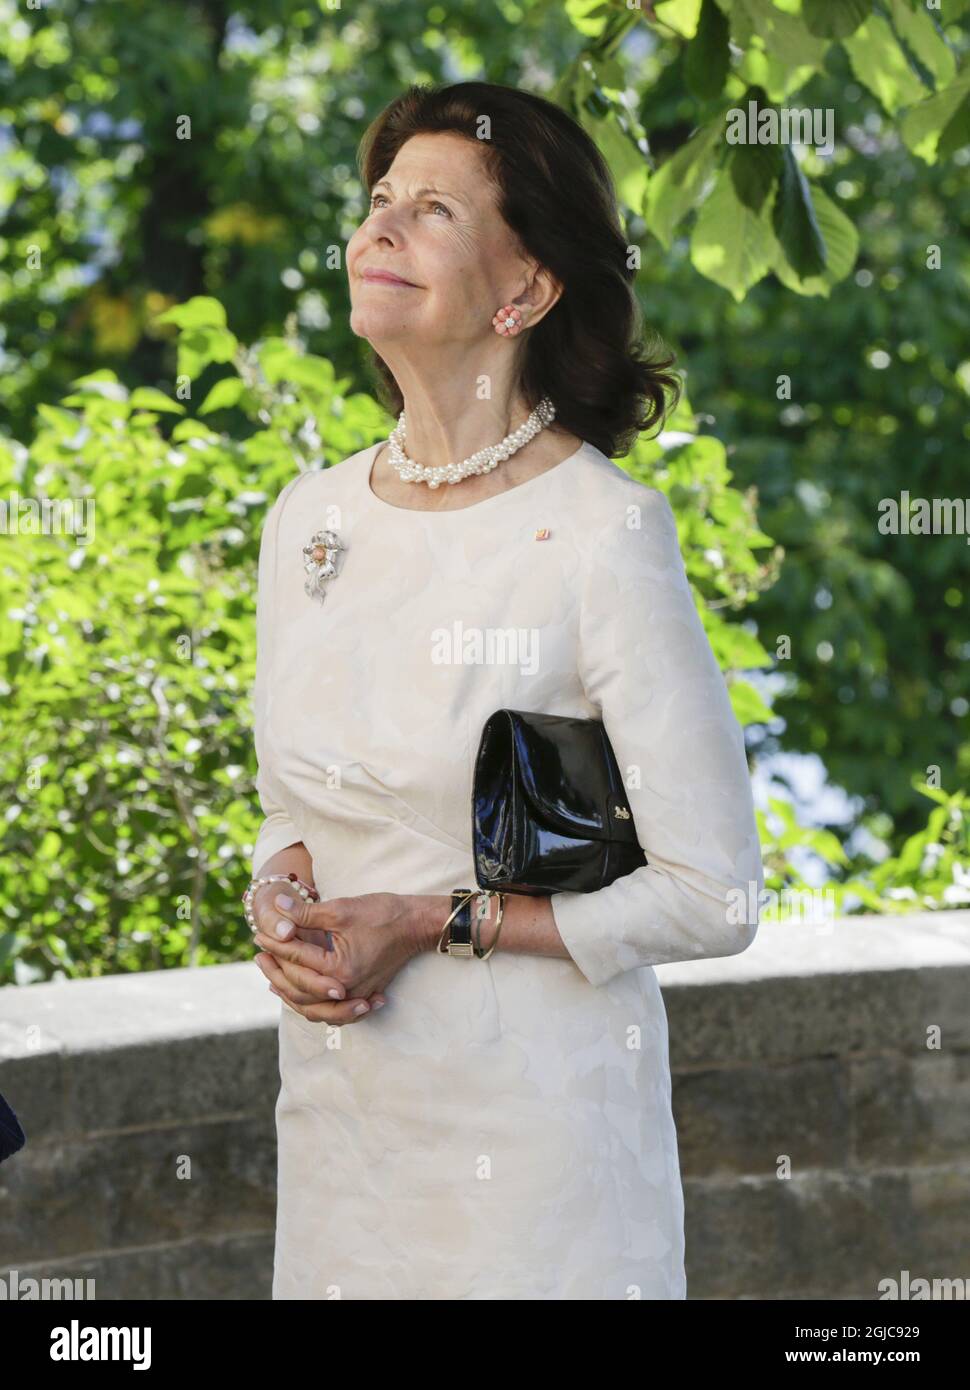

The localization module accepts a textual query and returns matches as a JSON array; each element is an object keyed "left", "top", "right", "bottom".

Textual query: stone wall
[{"left": 2, "top": 910, "right": 968, "bottom": 1299}]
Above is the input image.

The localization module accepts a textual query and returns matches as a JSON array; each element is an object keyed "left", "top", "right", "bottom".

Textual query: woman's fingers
[
  {"left": 268, "top": 984, "right": 386, "bottom": 1028},
  {"left": 254, "top": 943, "right": 387, "bottom": 1016},
  {"left": 266, "top": 953, "right": 388, "bottom": 1015},
  {"left": 253, "top": 946, "right": 344, "bottom": 1002},
  {"left": 256, "top": 953, "right": 374, "bottom": 1026},
  {"left": 252, "top": 930, "right": 348, "bottom": 998},
  {"left": 264, "top": 892, "right": 348, "bottom": 943},
  {"left": 255, "top": 953, "right": 328, "bottom": 1004},
  {"left": 255, "top": 922, "right": 335, "bottom": 974},
  {"left": 249, "top": 890, "right": 390, "bottom": 1026},
  {"left": 251, "top": 885, "right": 328, "bottom": 941}
]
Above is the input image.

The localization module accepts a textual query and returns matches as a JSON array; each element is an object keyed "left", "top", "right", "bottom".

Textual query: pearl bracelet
[{"left": 242, "top": 872, "right": 319, "bottom": 934}]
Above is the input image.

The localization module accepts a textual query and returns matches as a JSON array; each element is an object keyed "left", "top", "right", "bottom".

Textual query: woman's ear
[{"left": 519, "top": 264, "right": 564, "bottom": 327}]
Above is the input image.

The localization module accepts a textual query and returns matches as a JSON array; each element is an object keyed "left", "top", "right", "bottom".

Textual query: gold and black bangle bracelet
[
  {"left": 473, "top": 889, "right": 506, "bottom": 960},
  {"left": 461, "top": 889, "right": 503, "bottom": 956},
  {"left": 437, "top": 888, "right": 477, "bottom": 957},
  {"left": 438, "top": 888, "right": 507, "bottom": 959}
]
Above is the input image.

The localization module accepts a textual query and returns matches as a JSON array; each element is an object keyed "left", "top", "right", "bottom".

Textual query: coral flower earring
[{"left": 493, "top": 304, "right": 524, "bottom": 336}]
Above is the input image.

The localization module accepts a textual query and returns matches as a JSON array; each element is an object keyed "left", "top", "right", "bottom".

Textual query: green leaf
[
  {"left": 708, "top": 620, "right": 773, "bottom": 671},
  {"left": 771, "top": 146, "right": 827, "bottom": 279},
  {"left": 654, "top": 0, "right": 705, "bottom": 40},
  {"left": 178, "top": 327, "right": 239, "bottom": 380},
  {"left": 768, "top": 796, "right": 798, "bottom": 831},
  {"left": 67, "top": 370, "right": 127, "bottom": 397},
  {"left": 129, "top": 388, "right": 185, "bottom": 414},
  {"left": 590, "top": 54, "right": 624, "bottom": 93},
  {"left": 900, "top": 68, "right": 970, "bottom": 163},
  {"left": 937, "top": 85, "right": 970, "bottom": 160},
  {"left": 685, "top": 0, "right": 730, "bottom": 100},
  {"left": 887, "top": 0, "right": 956, "bottom": 92},
  {"left": 728, "top": 678, "right": 774, "bottom": 726},
  {"left": 154, "top": 296, "right": 228, "bottom": 330},
  {"left": 586, "top": 111, "right": 649, "bottom": 211},
  {"left": 799, "top": 827, "right": 850, "bottom": 867},
  {"left": 257, "top": 340, "right": 304, "bottom": 385},
  {"left": 844, "top": 13, "right": 929, "bottom": 115},
  {"left": 35, "top": 404, "right": 86, "bottom": 436},
  {"left": 770, "top": 183, "right": 859, "bottom": 296},
  {"left": 564, "top": 0, "right": 611, "bottom": 40},
  {"left": 38, "top": 829, "right": 62, "bottom": 860},
  {"left": 728, "top": 138, "right": 782, "bottom": 214},
  {"left": 802, "top": 0, "right": 871, "bottom": 40},
  {"left": 644, "top": 114, "right": 725, "bottom": 249},
  {"left": 690, "top": 170, "right": 778, "bottom": 299},
  {"left": 726, "top": 0, "right": 831, "bottom": 99},
  {"left": 911, "top": 780, "right": 954, "bottom": 807},
  {"left": 198, "top": 377, "right": 248, "bottom": 415}
]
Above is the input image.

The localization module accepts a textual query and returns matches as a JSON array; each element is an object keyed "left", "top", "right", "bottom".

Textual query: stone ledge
[
  {"left": 655, "top": 910, "right": 970, "bottom": 1063},
  {"left": 1, "top": 908, "right": 967, "bottom": 1299},
  {"left": 4, "top": 910, "right": 967, "bottom": 1065}
]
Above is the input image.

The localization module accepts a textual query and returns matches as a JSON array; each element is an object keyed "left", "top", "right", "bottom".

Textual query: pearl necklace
[{"left": 388, "top": 397, "right": 556, "bottom": 488}]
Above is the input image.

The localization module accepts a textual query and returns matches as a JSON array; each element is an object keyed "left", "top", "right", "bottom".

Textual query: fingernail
[
  {"left": 372, "top": 1000, "right": 385, "bottom": 1010},
  {"left": 275, "top": 919, "right": 292, "bottom": 938},
  {"left": 328, "top": 989, "right": 343, "bottom": 1000},
  {"left": 275, "top": 894, "right": 295, "bottom": 909},
  {"left": 353, "top": 1002, "right": 369, "bottom": 1015}
]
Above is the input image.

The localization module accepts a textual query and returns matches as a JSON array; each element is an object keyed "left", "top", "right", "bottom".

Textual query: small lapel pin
[
  {"left": 534, "top": 528, "right": 550, "bottom": 541},
  {"left": 302, "top": 528, "right": 345, "bottom": 603}
]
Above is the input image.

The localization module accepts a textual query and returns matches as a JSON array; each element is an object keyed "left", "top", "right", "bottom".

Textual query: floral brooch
[{"left": 302, "top": 528, "right": 345, "bottom": 603}]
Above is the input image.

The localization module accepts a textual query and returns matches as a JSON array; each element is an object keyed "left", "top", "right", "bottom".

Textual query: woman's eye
[{"left": 367, "top": 194, "right": 450, "bottom": 217}]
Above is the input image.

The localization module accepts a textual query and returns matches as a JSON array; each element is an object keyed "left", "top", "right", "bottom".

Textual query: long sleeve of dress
[
  {"left": 250, "top": 473, "right": 311, "bottom": 878},
  {"left": 549, "top": 487, "right": 763, "bottom": 989}
]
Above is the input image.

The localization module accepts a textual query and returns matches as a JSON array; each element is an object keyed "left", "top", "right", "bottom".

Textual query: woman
[{"left": 247, "top": 81, "right": 763, "bottom": 1300}]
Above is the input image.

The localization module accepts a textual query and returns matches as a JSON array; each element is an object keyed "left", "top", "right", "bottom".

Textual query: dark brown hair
[{"left": 356, "top": 81, "right": 681, "bottom": 459}]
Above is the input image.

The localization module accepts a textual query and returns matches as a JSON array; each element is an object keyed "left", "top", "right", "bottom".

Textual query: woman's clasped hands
[{"left": 251, "top": 886, "right": 432, "bottom": 1026}]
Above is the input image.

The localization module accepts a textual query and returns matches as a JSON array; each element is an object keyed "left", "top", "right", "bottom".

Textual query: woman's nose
[
  {"left": 368, "top": 214, "right": 399, "bottom": 244},
  {"left": 367, "top": 201, "right": 411, "bottom": 244}
]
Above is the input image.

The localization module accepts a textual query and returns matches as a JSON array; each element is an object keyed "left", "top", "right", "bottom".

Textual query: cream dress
[{"left": 251, "top": 438, "right": 763, "bottom": 1301}]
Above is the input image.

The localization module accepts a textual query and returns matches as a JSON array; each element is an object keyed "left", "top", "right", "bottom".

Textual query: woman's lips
[{"left": 361, "top": 269, "right": 419, "bottom": 287}]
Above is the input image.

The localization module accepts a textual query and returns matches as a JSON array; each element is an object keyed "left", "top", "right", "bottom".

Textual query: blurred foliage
[
  {"left": 0, "top": 303, "right": 385, "bottom": 982},
  {"left": 0, "top": 0, "right": 579, "bottom": 440},
  {"left": 1, "top": 0, "right": 969, "bottom": 980},
  {"left": 597, "top": 0, "right": 970, "bottom": 848},
  {"left": 758, "top": 780, "right": 970, "bottom": 918}
]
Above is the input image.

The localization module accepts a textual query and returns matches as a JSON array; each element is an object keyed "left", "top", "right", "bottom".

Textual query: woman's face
[{"left": 347, "top": 131, "right": 532, "bottom": 350}]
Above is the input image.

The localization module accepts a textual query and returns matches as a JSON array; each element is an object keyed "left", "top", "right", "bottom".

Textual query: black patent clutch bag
[{"left": 471, "top": 708, "right": 647, "bottom": 895}]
